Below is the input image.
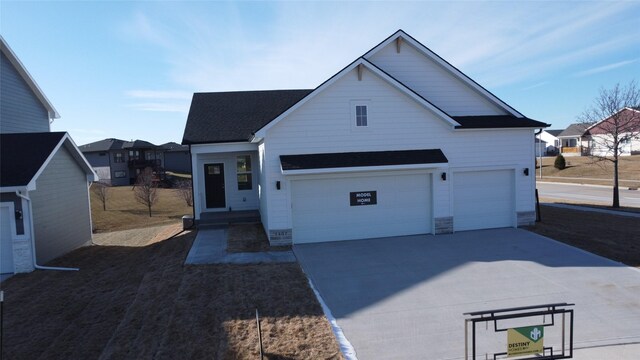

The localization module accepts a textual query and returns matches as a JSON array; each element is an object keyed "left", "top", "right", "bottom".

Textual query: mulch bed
[
  {"left": 1, "top": 229, "right": 342, "bottom": 360},
  {"left": 525, "top": 205, "right": 640, "bottom": 267}
]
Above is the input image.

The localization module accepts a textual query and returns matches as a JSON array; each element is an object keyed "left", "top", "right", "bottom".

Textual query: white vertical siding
[
  {"left": 367, "top": 42, "right": 506, "bottom": 116},
  {"left": 263, "top": 66, "right": 534, "bottom": 232},
  {"left": 258, "top": 142, "right": 269, "bottom": 228},
  {"left": 30, "top": 146, "right": 92, "bottom": 264}
]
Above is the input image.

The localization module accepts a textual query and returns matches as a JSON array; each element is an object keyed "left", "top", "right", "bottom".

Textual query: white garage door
[
  {"left": 291, "top": 173, "right": 432, "bottom": 243},
  {"left": 453, "top": 170, "right": 514, "bottom": 231},
  {"left": 1, "top": 206, "right": 15, "bottom": 274}
]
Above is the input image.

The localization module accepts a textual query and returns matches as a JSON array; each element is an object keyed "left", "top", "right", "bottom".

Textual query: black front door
[{"left": 204, "top": 163, "right": 226, "bottom": 208}]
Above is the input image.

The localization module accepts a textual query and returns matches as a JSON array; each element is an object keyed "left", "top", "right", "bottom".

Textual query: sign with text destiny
[
  {"left": 507, "top": 326, "right": 544, "bottom": 357},
  {"left": 350, "top": 191, "right": 377, "bottom": 206}
]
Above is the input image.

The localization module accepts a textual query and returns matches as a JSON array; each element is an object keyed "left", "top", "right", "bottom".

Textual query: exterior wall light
[
  {"left": 276, "top": 181, "right": 281, "bottom": 190},
  {"left": 441, "top": 172, "right": 447, "bottom": 181},
  {"left": 524, "top": 168, "right": 529, "bottom": 176}
]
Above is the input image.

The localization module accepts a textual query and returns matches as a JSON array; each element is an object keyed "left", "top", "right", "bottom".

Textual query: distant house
[
  {"left": 534, "top": 139, "right": 547, "bottom": 157},
  {"left": 0, "top": 36, "right": 96, "bottom": 274},
  {"left": 161, "top": 142, "right": 191, "bottom": 173},
  {"left": 587, "top": 107, "right": 640, "bottom": 157},
  {"left": 536, "top": 129, "right": 562, "bottom": 156},
  {"left": 557, "top": 124, "right": 591, "bottom": 156},
  {"left": 80, "top": 138, "right": 164, "bottom": 186}
]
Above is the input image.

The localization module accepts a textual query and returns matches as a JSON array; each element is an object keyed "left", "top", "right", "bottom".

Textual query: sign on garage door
[
  {"left": 453, "top": 170, "right": 515, "bottom": 231},
  {"left": 291, "top": 173, "right": 432, "bottom": 243}
]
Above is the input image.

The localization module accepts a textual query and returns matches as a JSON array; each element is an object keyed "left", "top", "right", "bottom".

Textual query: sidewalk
[{"left": 541, "top": 202, "right": 640, "bottom": 218}]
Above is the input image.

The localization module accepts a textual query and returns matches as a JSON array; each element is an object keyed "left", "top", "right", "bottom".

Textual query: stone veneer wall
[
  {"left": 434, "top": 217, "right": 453, "bottom": 234},
  {"left": 13, "top": 239, "right": 34, "bottom": 273},
  {"left": 517, "top": 211, "right": 536, "bottom": 227}
]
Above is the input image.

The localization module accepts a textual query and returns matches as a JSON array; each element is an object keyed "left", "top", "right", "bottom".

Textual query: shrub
[{"left": 554, "top": 154, "right": 566, "bottom": 170}]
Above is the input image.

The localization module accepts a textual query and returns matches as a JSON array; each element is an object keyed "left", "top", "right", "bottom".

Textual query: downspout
[
  {"left": 188, "top": 144, "right": 196, "bottom": 221},
  {"left": 15, "top": 191, "right": 79, "bottom": 271},
  {"left": 535, "top": 129, "right": 543, "bottom": 179}
]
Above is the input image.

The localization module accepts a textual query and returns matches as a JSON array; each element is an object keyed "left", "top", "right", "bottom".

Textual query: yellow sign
[{"left": 507, "top": 326, "right": 544, "bottom": 357}]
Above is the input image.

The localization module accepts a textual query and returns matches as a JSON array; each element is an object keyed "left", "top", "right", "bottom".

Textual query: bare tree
[
  {"left": 93, "top": 182, "right": 111, "bottom": 211},
  {"left": 176, "top": 179, "right": 193, "bottom": 207},
  {"left": 134, "top": 167, "right": 158, "bottom": 217},
  {"left": 579, "top": 81, "right": 640, "bottom": 208}
]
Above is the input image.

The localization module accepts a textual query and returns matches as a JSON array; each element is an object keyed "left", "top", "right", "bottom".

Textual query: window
[
  {"left": 129, "top": 150, "right": 140, "bottom": 160},
  {"left": 236, "top": 155, "right": 252, "bottom": 190},
  {"left": 114, "top": 152, "right": 124, "bottom": 163},
  {"left": 114, "top": 170, "right": 126, "bottom": 178},
  {"left": 355, "top": 105, "right": 368, "bottom": 127},
  {"left": 145, "top": 151, "right": 153, "bottom": 160},
  {"left": 554, "top": 140, "right": 560, "bottom": 147}
]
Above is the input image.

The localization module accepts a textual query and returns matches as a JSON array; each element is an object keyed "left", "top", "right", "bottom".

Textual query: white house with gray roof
[{"left": 182, "top": 30, "right": 549, "bottom": 245}]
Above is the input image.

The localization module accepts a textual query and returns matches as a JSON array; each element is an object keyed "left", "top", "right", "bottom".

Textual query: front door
[{"left": 204, "top": 163, "right": 226, "bottom": 208}]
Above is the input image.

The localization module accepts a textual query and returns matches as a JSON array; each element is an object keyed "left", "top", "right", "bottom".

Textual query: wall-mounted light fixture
[
  {"left": 441, "top": 172, "right": 447, "bottom": 181},
  {"left": 523, "top": 168, "right": 529, "bottom": 176},
  {"left": 15, "top": 209, "right": 22, "bottom": 220},
  {"left": 276, "top": 181, "right": 281, "bottom": 190}
]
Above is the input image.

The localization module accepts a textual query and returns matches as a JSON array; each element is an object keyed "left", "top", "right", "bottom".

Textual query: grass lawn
[
  {"left": 1, "top": 230, "right": 342, "bottom": 360},
  {"left": 91, "top": 185, "right": 193, "bottom": 233},
  {"left": 227, "top": 223, "right": 292, "bottom": 253},
  {"left": 525, "top": 205, "right": 640, "bottom": 267},
  {"left": 536, "top": 155, "right": 640, "bottom": 187}
]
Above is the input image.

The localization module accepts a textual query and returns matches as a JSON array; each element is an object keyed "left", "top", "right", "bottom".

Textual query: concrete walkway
[
  {"left": 184, "top": 226, "right": 296, "bottom": 264},
  {"left": 542, "top": 202, "right": 640, "bottom": 218}
]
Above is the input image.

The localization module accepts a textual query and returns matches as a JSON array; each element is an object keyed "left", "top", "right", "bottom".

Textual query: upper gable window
[
  {"left": 356, "top": 105, "right": 368, "bottom": 127},
  {"left": 351, "top": 101, "right": 371, "bottom": 130}
]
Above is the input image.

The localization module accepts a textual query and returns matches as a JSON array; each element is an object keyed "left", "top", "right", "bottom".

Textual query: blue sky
[{"left": 2, "top": 1, "right": 639, "bottom": 146}]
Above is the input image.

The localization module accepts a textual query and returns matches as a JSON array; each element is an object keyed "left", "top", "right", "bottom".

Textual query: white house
[
  {"left": 1, "top": 36, "right": 96, "bottom": 275},
  {"left": 537, "top": 129, "right": 562, "bottom": 156},
  {"left": 182, "top": 30, "right": 549, "bottom": 245},
  {"left": 587, "top": 107, "right": 640, "bottom": 157}
]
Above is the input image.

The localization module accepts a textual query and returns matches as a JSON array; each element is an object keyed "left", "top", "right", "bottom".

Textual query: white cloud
[{"left": 573, "top": 59, "right": 638, "bottom": 78}]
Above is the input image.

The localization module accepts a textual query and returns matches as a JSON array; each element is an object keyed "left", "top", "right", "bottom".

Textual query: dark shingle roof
[
  {"left": 80, "top": 138, "right": 158, "bottom": 152},
  {"left": 558, "top": 123, "right": 590, "bottom": 137},
  {"left": 280, "top": 149, "right": 448, "bottom": 171},
  {"left": 1, "top": 132, "right": 65, "bottom": 187},
  {"left": 161, "top": 142, "right": 189, "bottom": 152},
  {"left": 182, "top": 90, "right": 313, "bottom": 144},
  {"left": 546, "top": 129, "right": 563, "bottom": 137},
  {"left": 452, "top": 115, "right": 549, "bottom": 129}
]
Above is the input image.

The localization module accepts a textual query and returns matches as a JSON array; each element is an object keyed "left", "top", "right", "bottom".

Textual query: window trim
[
  {"left": 350, "top": 100, "right": 371, "bottom": 131},
  {"left": 236, "top": 155, "right": 253, "bottom": 191},
  {"left": 113, "top": 152, "right": 124, "bottom": 163},
  {"left": 114, "top": 170, "right": 127, "bottom": 178}
]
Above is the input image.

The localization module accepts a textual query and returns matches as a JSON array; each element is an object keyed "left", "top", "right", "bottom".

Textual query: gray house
[
  {"left": 0, "top": 36, "right": 96, "bottom": 274},
  {"left": 161, "top": 142, "right": 191, "bottom": 173},
  {"left": 558, "top": 123, "right": 591, "bottom": 156},
  {"left": 80, "top": 138, "right": 163, "bottom": 186}
]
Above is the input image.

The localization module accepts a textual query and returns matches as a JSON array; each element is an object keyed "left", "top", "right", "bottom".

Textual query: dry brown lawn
[
  {"left": 1, "top": 230, "right": 342, "bottom": 360},
  {"left": 90, "top": 185, "right": 193, "bottom": 233},
  {"left": 227, "top": 223, "right": 291, "bottom": 253},
  {"left": 525, "top": 205, "right": 640, "bottom": 267},
  {"left": 537, "top": 155, "right": 640, "bottom": 187}
]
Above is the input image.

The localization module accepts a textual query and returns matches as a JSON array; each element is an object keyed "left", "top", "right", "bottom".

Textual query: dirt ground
[
  {"left": 1, "top": 228, "right": 342, "bottom": 360},
  {"left": 227, "top": 223, "right": 291, "bottom": 253},
  {"left": 90, "top": 185, "right": 193, "bottom": 233},
  {"left": 525, "top": 205, "right": 640, "bottom": 267},
  {"left": 537, "top": 155, "right": 640, "bottom": 187}
]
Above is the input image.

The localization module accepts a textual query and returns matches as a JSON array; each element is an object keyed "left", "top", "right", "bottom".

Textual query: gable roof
[
  {"left": 0, "top": 36, "right": 60, "bottom": 120},
  {"left": 364, "top": 30, "right": 523, "bottom": 118},
  {"left": 546, "top": 129, "right": 563, "bottom": 137},
  {"left": 80, "top": 138, "right": 158, "bottom": 152},
  {"left": 183, "top": 30, "right": 547, "bottom": 144},
  {"left": 558, "top": 123, "right": 590, "bottom": 137},
  {"left": 183, "top": 90, "right": 312, "bottom": 144},
  {"left": 586, "top": 108, "right": 640, "bottom": 135},
  {"left": 1, "top": 132, "right": 97, "bottom": 190},
  {"left": 161, "top": 142, "right": 189, "bottom": 152}
]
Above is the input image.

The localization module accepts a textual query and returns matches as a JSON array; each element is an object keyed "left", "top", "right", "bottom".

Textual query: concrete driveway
[{"left": 294, "top": 229, "right": 640, "bottom": 359}]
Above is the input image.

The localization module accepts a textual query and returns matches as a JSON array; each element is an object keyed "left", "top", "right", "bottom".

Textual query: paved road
[{"left": 537, "top": 182, "right": 640, "bottom": 207}]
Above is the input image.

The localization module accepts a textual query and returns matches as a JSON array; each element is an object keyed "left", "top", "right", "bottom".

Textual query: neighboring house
[
  {"left": 534, "top": 139, "right": 547, "bottom": 157},
  {"left": 537, "top": 129, "right": 562, "bottom": 156},
  {"left": 0, "top": 36, "right": 97, "bottom": 274},
  {"left": 587, "top": 107, "right": 640, "bottom": 157},
  {"left": 161, "top": 142, "right": 191, "bottom": 173},
  {"left": 80, "top": 138, "right": 164, "bottom": 186},
  {"left": 182, "top": 30, "right": 549, "bottom": 245},
  {"left": 557, "top": 123, "right": 591, "bottom": 156}
]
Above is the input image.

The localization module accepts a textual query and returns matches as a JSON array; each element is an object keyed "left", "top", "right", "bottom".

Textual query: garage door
[
  {"left": 1, "top": 206, "right": 15, "bottom": 274},
  {"left": 453, "top": 170, "right": 514, "bottom": 231},
  {"left": 291, "top": 173, "right": 432, "bottom": 243}
]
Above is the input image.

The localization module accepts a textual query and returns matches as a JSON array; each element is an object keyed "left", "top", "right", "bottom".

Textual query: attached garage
[
  {"left": 452, "top": 169, "right": 515, "bottom": 231},
  {"left": 291, "top": 172, "right": 432, "bottom": 243}
]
